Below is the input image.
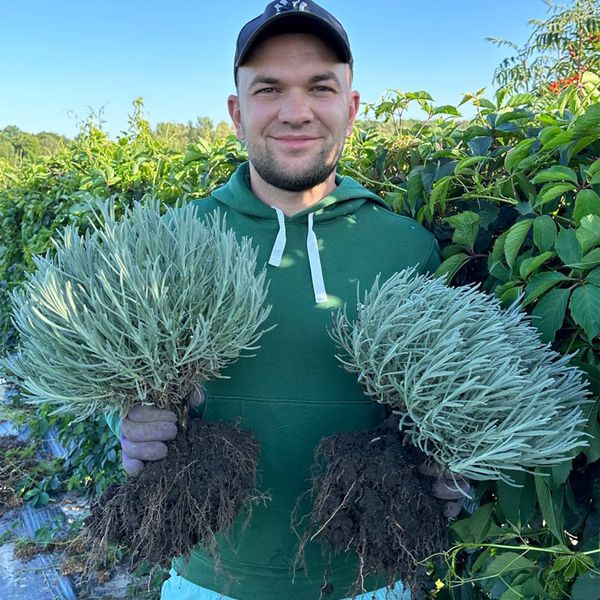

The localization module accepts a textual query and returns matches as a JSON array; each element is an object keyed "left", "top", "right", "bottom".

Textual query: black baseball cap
[{"left": 234, "top": 1, "right": 353, "bottom": 80}]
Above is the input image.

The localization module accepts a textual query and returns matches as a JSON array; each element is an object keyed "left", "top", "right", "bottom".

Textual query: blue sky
[{"left": 0, "top": 1, "right": 552, "bottom": 138}]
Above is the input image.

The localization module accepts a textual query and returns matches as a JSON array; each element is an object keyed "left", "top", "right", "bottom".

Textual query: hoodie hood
[
  {"left": 211, "top": 161, "right": 389, "bottom": 222},
  {"left": 210, "top": 161, "right": 390, "bottom": 304}
]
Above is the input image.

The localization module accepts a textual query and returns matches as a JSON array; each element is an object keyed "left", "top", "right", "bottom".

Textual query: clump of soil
[
  {"left": 294, "top": 420, "right": 447, "bottom": 596},
  {"left": 80, "top": 419, "right": 260, "bottom": 573}
]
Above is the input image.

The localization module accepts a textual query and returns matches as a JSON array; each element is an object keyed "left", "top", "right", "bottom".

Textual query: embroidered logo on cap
[{"left": 273, "top": 1, "right": 309, "bottom": 14}]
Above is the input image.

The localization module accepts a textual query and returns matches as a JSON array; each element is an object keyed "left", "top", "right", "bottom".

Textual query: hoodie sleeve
[{"left": 422, "top": 236, "right": 442, "bottom": 275}]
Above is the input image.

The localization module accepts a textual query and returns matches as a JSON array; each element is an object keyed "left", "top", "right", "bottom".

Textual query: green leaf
[
  {"left": 534, "top": 470, "right": 565, "bottom": 543},
  {"left": 531, "top": 287, "right": 570, "bottom": 343},
  {"left": 450, "top": 503, "right": 494, "bottom": 544},
  {"left": 573, "top": 190, "right": 600, "bottom": 224},
  {"left": 524, "top": 271, "right": 568, "bottom": 306},
  {"left": 572, "top": 572, "right": 600, "bottom": 600},
  {"left": 588, "top": 158, "right": 600, "bottom": 179},
  {"left": 434, "top": 252, "right": 470, "bottom": 282},
  {"left": 454, "top": 156, "right": 489, "bottom": 175},
  {"left": 444, "top": 211, "right": 481, "bottom": 250},
  {"left": 482, "top": 552, "right": 537, "bottom": 578},
  {"left": 577, "top": 214, "right": 600, "bottom": 253},
  {"left": 532, "top": 165, "right": 579, "bottom": 185},
  {"left": 432, "top": 104, "right": 461, "bottom": 116},
  {"left": 536, "top": 182, "right": 577, "bottom": 207},
  {"left": 428, "top": 176, "right": 451, "bottom": 212},
  {"left": 555, "top": 228, "right": 582, "bottom": 265},
  {"left": 533, "top": 215, "right": 557, "bottom": 252},
  {"left": 519, "top": 251, "right": 555, "bottom": 279},
  {"left": 497, "top": 472, "right": 536, "bottom": 527},
  {"left": 586, "top": 266, "right": 600, "bottom": 285},
  {"left": 504, "top": 138, "right": 536, "bottom": 173},
  {"left": 570, "top": 285, "right": 600, "bottom": 340},
  {"left": 577, "top": 248, "right": 600, "bottom": 268},
  {"left": 571, "top": 103, "right": 600, "bottom": 140},
  {"left": 538, "top": 125, "right": 564, "bottom": 145},
  {"left": 504, "top": 219, "right": 533, "bottom": 268}
]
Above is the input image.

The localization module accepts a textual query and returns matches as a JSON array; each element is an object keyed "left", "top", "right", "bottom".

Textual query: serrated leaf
[
  {"left": 504, "top": 138, "right": 536, "bottom": 173},
  {"left": 504, "top": 219, "right": 533, "bottom": 268},
  {"left": 570, "top": 285, "right": 600, "bottom": 340},
  {"left": 588, "top": 158, "right": 600, "bottom": 179},
  {"left": 538, "top": 125, "right": 564, "bottom": 145},
  {"left": 586, "top": 267, "right": 600, "bottom": 285},
  {"left": 451, "top": 503, "right": 494, "bottom": 544},
  {"left": 433, "top": 104, "right": 461, "bottom": 116},
  {"left": 532, "top": 165, "right": 579, "bottom": 185},
  {"left": 573, "top": 190, "right": 600, "bottom": 223},
  {"left": 482, "top": 552, "right": 536, "bottom": 578},
  {"left": 444, "top": 211, "right": 481, "bottom": 250},
  {"left": 497, "top": 472, "right": 536, "bottom": 527},
  {"left": 428, "top": 176, "right": 451, "bottom": 212},
  {"left": 524, "top": 271, "right": 568, "bottom": 306},
  {"left": 467, "top": 136, "right": 493, "bottom": 156},
  {"left": 555, "top": 228, "right": 582, "bottom": 265},
  {"left": 454, "top": 156, "right": 489, "bottom": 175},
  {"left": 577, "top": 214, "right": 600, "bottom": 253},
  {"left": 534, "top": 470, "right": 565, "bottom": 543},
  {"left": 532, "top": 287, "right": 570, "bottom": 343},
  {"left": 577, "top": 248, "right": 600, "bottom": 268},
  {"left": 533, "top": 215, "right": 557, "bottom": 252},
  {"left": 434, "top": 252, "right": 470, "bottom": 282},
  {"left": 536, "top": 182, "right": 577, "bottom": 207},
  {"left": 519, "top": 251, "right": 555, "bottom": 279}
]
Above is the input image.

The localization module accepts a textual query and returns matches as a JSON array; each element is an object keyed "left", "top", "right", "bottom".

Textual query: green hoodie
[{"left": 173, "top": 162, "right": 439, "bottom": 600}]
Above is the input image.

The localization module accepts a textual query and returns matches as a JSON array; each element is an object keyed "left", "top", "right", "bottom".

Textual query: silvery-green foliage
[
  {"left": 331, "top": 268, "right": 589, "bottom": 483},
  {"left": 3, "top": 198, "right": 271, "bottom": 419}
]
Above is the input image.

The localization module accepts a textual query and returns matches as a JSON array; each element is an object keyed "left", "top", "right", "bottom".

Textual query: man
[{"left": 119, "top": 2, "right": 467, "bottom": 599}]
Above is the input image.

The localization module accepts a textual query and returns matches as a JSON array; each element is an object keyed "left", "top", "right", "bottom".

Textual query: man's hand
[
  {"left": 120, "top": 405, "right": 178, "bottom": 476},
  {"left": 120, "top": 386, "right": 205, "bottom": 476},
  {"left": 418, "top": 462, "right": 472, "bottom": 519}
]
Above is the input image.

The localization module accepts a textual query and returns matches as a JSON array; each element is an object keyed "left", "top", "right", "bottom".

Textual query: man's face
[{"left": 228, "top": 33, "right": 360, "bottom": 192}]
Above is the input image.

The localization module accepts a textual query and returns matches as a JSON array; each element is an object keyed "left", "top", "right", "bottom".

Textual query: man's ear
[
  {"left": 227, "top": 94, "right": 243, "bottom": 140},
  {"left": 345, "top": 90, "right": 360, "bottom": 137}
]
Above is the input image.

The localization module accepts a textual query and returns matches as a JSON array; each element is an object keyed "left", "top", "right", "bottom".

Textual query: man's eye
[
  {"left": 313, "top": 86, "right": 336, "bottom": 93},
  {"left": 255, "top": 87, "right": 276, "bottom": 94}
]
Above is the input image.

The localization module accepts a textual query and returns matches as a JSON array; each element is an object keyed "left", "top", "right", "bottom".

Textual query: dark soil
[
  {"left": 294, "top": 420, "right": 447, "bottom": 597},
  {"left": 82, "top": 419, "right": 260, "bottom": 571}
]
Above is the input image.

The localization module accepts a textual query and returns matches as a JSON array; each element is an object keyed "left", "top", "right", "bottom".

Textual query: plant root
[
  {"left": 75, "top": 419, "right": 261, "bottom": 576},
  {"left": 294, "top": 422, "right": 447, "bottom": 597}
]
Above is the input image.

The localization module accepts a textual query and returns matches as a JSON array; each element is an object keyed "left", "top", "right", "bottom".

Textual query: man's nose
[{"left": 278, "top": 90, "right": 313, "bottom": 125}]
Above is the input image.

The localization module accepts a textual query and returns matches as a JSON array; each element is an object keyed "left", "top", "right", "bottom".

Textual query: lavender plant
[
  {"left": 1, "top": 198, "right": 272, "bottom": 570},
  {"left": 3, "top": 198, "right": 270, "bottom": 420},
  {"left": 331, "top": 268, "right": 590, "bottom": 483}
]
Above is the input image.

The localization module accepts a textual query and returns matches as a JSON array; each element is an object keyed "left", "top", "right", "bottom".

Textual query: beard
[{"left": 245, "top": 135, "right": 344, "bottom": 192}]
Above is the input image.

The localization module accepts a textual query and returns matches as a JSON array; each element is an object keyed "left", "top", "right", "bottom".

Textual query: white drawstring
[
  {"left": 307, "top": 212, "right": 328, "bottom": 304},
  {"left": 268, "top": 206, "right": 286, "bottom": 267},
  {"left": 268, "top": 207, "right": 328, "bottom": 304}
]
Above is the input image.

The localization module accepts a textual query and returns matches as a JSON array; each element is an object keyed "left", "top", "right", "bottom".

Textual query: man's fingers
[
  {"left": 443, "top": 500, "right": 464, "bottom": 519},
  {"left": 121, "top": 436, "right": 169, "bottom": 461},
  {"left": 121, "top": 418, "right": 177, "bottom": 443},
  {"left": 432, "top": 478, "right": 472, "bottom": 500},
  {"left": 418, "top": 462, "right": 444, "bottom": 478},
  {"left": 127, "top": 405, "right": 177, "bottom": 423},
  {"left": 122, "top": 451, "right": 145, "bottom": 477}
]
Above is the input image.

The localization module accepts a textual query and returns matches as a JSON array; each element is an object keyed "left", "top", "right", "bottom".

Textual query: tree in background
[
  {"left": 489, "top": 0, "right": 600, "bottom": 95},
  {"left": 154, "top": 117, "right": 234, "bottom": 152}
]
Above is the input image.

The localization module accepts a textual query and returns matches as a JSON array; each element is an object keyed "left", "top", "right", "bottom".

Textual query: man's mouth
[{"left": 270, "top": 135, "right": 320, "bottom": 150}]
